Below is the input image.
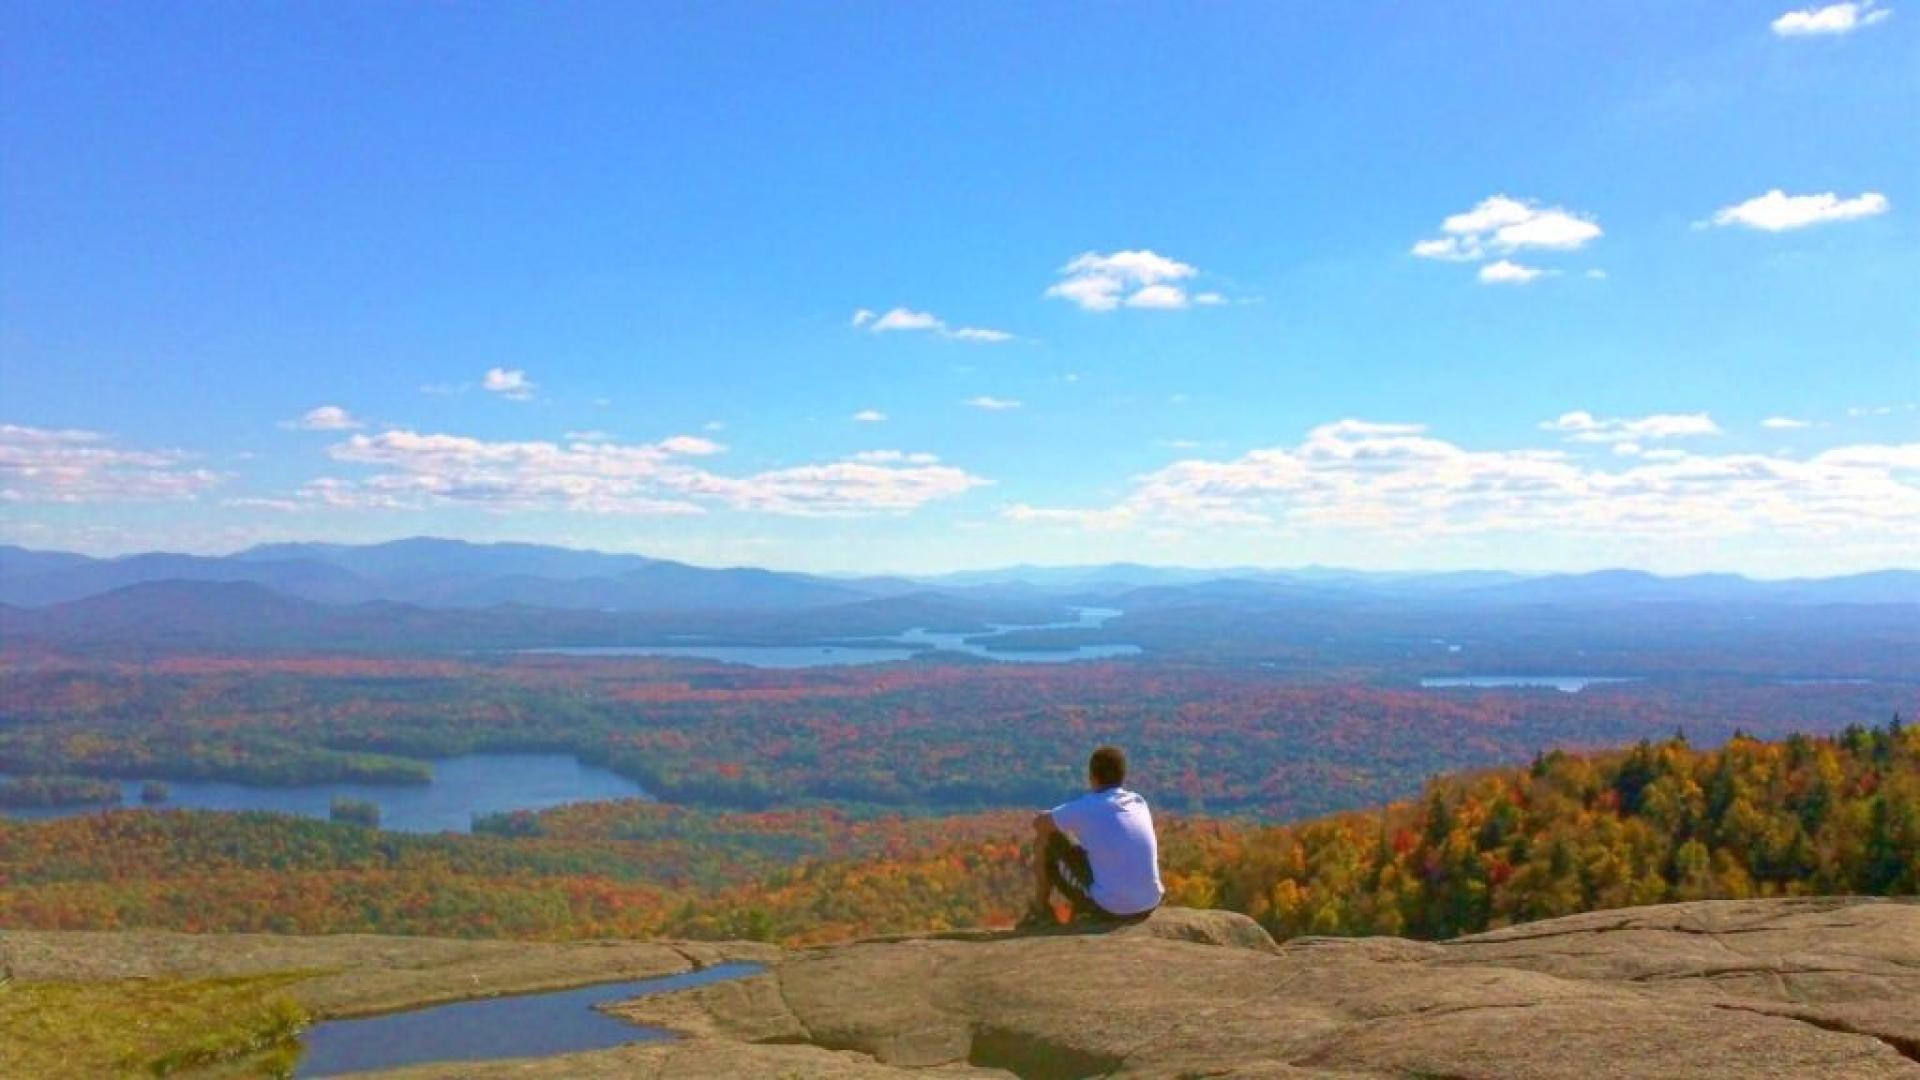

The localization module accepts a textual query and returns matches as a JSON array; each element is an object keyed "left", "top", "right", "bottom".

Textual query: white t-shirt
[{"left": 1049, "top": 786, "right": 1164, "bottom": 915}]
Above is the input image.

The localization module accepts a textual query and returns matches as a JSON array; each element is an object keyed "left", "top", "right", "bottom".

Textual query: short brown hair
[{"left": 1089, "top": 745, "right": 1127, "bottom": 787}]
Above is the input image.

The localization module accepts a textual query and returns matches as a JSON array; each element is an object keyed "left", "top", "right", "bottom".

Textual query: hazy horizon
[{"left": 6, "top": 531, "right": 1916, "bottom": 583}]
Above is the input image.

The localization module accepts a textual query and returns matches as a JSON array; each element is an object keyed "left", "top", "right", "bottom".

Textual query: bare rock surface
[
  {"left": 5, "top": 899, "right": 1915, "bottom": 1077},
  {"left": 609, "top": 898, "right": 1920, "bottom": 1079}
]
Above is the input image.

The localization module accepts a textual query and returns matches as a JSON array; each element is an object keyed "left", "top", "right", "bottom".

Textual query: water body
[
  {"left": 296, "top": 963, "right": 763, "bottom": 1077},
  {"left": 1420, "top": 675, "right": 1637, "bottom": 693},
  {"left": 526, "top": 606, "right": 1142, "bottom": 668},
  {"left": 0, "top": 753, "right": 649, "bottom": 833}
]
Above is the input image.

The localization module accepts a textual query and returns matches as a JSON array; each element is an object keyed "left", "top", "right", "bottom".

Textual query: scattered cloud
[
  {"left": 1478, "top": 259, "right": 1546, "bottom": 285},
  {"left": 964, "top": 396, "right": 1022, "bottom": 411},
  {"left": 283, "top": 405, "right": 363, "bottom": 431},
  {"left": 1002, "top": 418, "right": 1920, "bottom": 543},
  {"left": 1706, "top": 189, "right": 1889, "bottom": 231},
  {"left": 852, "top": 409, "right": 888, "bottom": 423},
  {"left": 1762, "top": 416, "right": 1811, "bottom": 429},
  {"left": 0, "top": 423, "right": 224, "bottom": 504},
  {"left": 294, "top": 428, "right": 984, "bottom": 517},
  {"left": 1772, "top": 1, "right": 1892, "bottom": 36},
  {"left": 1541, "top": 411, "right": 1724, "bottom": 444},
  {"left": 1045, "top": 250, "right": 1209, "bottom": 312},
  {"left": 851, "top": 306, "right": 1012, "bottom": 343},
  {"left": 850, "top": 450, "right": 940, "bottom": 464},
  {"left": 482, "top": 367, "right": 536, "bottom": 400},
  {"left": 565, "top": 429, "right": 614, "bottom": 442}
]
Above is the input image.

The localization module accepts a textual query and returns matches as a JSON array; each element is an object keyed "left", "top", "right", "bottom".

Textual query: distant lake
[
  {"left": 0, "top": 753, "right": 649, "bottom": 833},
  {"left": 1420, "top": 675, "right": 1637, "bottom": 693},
  {"left": 297, "top": 963, "right": 764, "bottom": 1076},
  {"left": 524, "top": 606, "right": 1143, "bottom": 668}
]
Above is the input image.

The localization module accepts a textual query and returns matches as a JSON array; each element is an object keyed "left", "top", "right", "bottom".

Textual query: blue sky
[{"left": 3, "top": 3, "right": 1915, "bottom": 575}]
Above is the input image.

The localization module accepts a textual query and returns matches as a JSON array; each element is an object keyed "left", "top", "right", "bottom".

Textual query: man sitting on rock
[{"left": 1022, "top": 744, "right": 1164, "bottom": 928}]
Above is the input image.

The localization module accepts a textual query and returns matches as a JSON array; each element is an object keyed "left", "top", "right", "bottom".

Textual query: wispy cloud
[
  {"left": 1003, "top": 418, "right": 1920, "bottom": 543},
  {"left": 0, "top": 423, "right": 224, "bottom": 504},
  {"left": 851, "top": 307, "right": 1012, "bottom": 343},
  {"left": 1762, "top": 416, "right": 1811, "bottom": 429},
  {"left": 482, "top": 367, "right": 536, "bottom": 400},
  {"left": 1478, "top": 259, "right": 1546, "bottom": 285},
  {"left": 1706, "top": 190, "right": 1889, "bottom": 232},
  {"left": 282, "top": 405, "right": 363, "bottom": 431},
  {"left": 964, "top": 395, "right": 1022, "bottom": 411},
  {"left": 851, "top": 409, "right": 888, "bottom": 423},
  {"left": 1045, "top": 250, "right": 1209, "bottom": 312},
  {"left": 1772, "top": 1, "right": 1892, "bottom": 36},
  {"left": 1541, "top": 411, "right": 1723, "bottom": 444},
  {"left": 294, "top": 429, "right": 985, "bottom": 517}
]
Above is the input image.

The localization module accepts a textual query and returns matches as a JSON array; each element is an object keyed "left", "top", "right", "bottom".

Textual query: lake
[
  {"left": 525, "top": 606, "right": 1143, "bottom": 668},
  {"left": 296, "top": 963, "right": 764, "bottom": 1076},
  {"left": 1420, "top": 675, "right": 1637, "bottom": 693},
  {"left": 0, "top": 753, "right": 650, "bottom": 833}
]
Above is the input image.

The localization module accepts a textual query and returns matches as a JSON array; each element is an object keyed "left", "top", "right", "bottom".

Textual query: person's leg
[{"left": 1043, "top": 832, "right": 1099, "bottom": 915}]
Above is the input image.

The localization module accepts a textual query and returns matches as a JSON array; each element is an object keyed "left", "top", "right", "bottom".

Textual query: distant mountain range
[{"left": 2, "top": 538, "right": 1915, "bottom": 616}]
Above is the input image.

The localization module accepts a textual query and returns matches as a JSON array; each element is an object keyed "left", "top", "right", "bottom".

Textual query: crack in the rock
[
  {"left": 1711, "top": 1002, "right": 1920, "bottom": 1066},
  {"left": 1097, "top": 968, "right": 1310, "bottom": 1078},
  {"left": 767, "top": 970, "right": 818, "bottom": 1046}
]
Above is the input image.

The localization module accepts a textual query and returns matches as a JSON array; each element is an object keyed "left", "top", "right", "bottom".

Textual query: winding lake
[
  {"left": 524, "top": 606, "right": 1142, "bottom": 668},
  {"left": 0, "top": 753, "right": 650, "bottom": 833},
  {"left": 1420, "top": 675, "right": 1637, "bottom": 693},
  {"left": 296, "top": 963, "right": 764, "bottom": 1076}
]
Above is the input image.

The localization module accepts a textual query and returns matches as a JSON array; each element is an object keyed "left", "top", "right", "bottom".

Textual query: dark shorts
[{"left": 1043, "top": 831, "right": 1155, "bottom": 923}]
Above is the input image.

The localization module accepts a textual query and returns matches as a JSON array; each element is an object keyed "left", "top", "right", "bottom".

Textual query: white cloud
[
  {"left": 949, "top": 326, "right": 1014, "bottom": 343},
  {"left": 852, "top": 306, "right": 1011, "bottom": 343},
  {"left": 1125, "top": 284, "right": 1191, "bottom": 309},
  {"left": 1193, "top": 292, "right": 1227, "bottom": 306},
  {"left": 964, "top": 396, "right": 1022, "bottom": 411},
  {"left": 1001, "top": 417, "right": 1920, "bottom": 544},
  {"left": 284, "top": 405, "right": 363, "bottom": 431},
  {"left": 1045, "top": 250, "right": 1205, "bottom": 312},
  {"left": 1707, "top": 189, "right": 1889, "bottom": 232},
  {"left": 0, "top": 423, "right": 224, "bottom": 504},
  {"left": 870, "top": 308, "right": 942, "bottom": 333},
  {"left": 1541, "top": 411, "right": 1724, "bottom": 444},
  {"left": 657, "top": 435, "right": 725, "bottom": 456},
  {"left": 851, "top": 409, "right": 887, "bottom": 423},
  {"left": 566, "top": 429, "right": 614, "bottom": 442},
  {"left": 296, "top": 428, "right": 984, "bottom": 518},
  {"left": 1414, "top": 196, "right": 1602, "bottom": 281},
  {"left": 1762, "top": 416, "right": 1811, "bottom": 429},
  {"left": 1478, "top": 259, "right": 1545, "bottom": 285},
  {"left": 1772, "top": 1, "right": 1892, "bottom": 35},
  {"left": 482, "top": 367, "right": 535, "bottom": 400}
]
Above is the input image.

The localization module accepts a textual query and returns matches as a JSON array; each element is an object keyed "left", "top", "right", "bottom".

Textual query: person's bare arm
[{"left": 1032, "top": 811, "right": 1057, "bottom": 838}]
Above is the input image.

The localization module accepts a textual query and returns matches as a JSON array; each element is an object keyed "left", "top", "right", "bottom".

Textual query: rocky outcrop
[
  {"left": 587, "top": 898, "right": 1920, "bottom": 1079},
  {"left": 7, "top": 898, "right": 1915, "bottom": 1077}
]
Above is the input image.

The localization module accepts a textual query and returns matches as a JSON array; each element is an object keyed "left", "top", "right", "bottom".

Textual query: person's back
[
  {"left": 1025, "top": 744, "right": 1164, "bottom": 925},
  {"left": 1049, "top": 784, "right": 1163, "bottom": 916}
]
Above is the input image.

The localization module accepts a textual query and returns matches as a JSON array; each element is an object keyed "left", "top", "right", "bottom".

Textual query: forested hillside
[{"left": 3, "top": 722, "right": 1910, "bottom": 946}]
